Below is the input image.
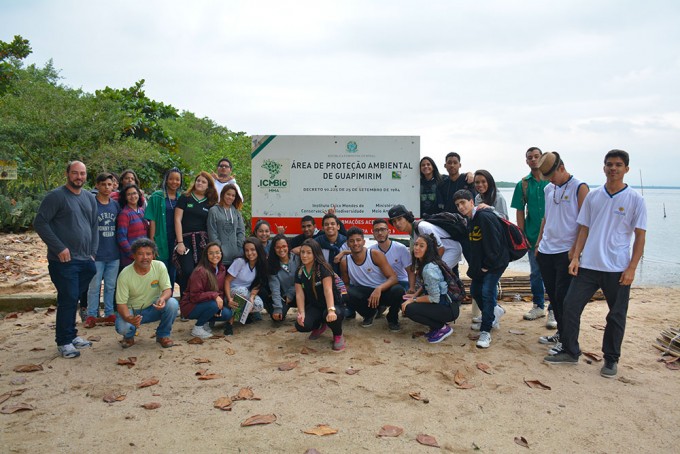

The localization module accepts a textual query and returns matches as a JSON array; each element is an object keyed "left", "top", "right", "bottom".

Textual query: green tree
[
  {"left": 96, "top": 79, "right": 179, "bottom": 149},
  {"left": 0, "top": 35, "right": 32, "bottom": 95}
]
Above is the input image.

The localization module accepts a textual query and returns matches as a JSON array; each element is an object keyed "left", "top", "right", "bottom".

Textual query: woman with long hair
[
  {"left": 115, "top": 169, "right": 146, "bottom": 207},
  {"left": 174, "top": 171, "right": 218, "bottom": 296},
  {"left": 224, "top": 237, "right": 268, "bottom": 332},
  {"left": 145, "top": 168, "right": 183, "bottom": 289},
  {"left": 265, "top": 234, "right": 300, "bottom": 321},
  {"left": 295, "top": 238, "right": 346, "bottom": 351},
  {"left": 180, "top": 242, "right": 233, "bottom": 338},
  {"left": 402, "top": 234, "right": 461, "bottom": 344},
  {"left": 420, "top": 156, "right": 443, "bottom": 217},
  {"left": 474, "top": 169, "right": 508, "bottom": 220},
  {"left": 207, "top": 184, "right": 245, "bottom": 268},
  {"left": 254, "top": 219, "right": 272, "bottom": 255},
  {"left": 116, "top": 184, "right": 149, "bottom": 268}
]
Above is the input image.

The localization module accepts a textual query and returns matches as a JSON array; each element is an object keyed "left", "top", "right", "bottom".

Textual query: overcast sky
[{"left": 3, "top": 0, "right": 679, "bottom": 185}]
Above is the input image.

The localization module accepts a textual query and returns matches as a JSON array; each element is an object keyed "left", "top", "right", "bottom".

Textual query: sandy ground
[{"left": 1, "top": 233, "right": 679, "bottom": 453}]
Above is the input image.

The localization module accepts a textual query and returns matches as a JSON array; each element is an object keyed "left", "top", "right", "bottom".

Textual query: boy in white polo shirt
[{"left": 544, "top": 150, "right": 646, "bottom": 378}]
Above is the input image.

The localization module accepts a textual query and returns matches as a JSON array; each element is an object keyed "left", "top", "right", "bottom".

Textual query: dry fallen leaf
[
  {"left": 582, "top": 352, "right": 603, "bottom": 362},
  {"left": 232, "top": 387, "right": 260, "bottom": 401},
  {"left": 210, "top": 334, "right": 224, "bottom": 339},
  {"left": 409, "top": 391, "right": 422, "bottom": 401},
  {"left": 4, "top": 312, "right": 19, "bottom": 319},
  {"left": 514, "top": 436, "right": 529, "bottom": 448},
  {"left": 454, "top": 370, "right": 467, "bottom": 386},
  {"left": 137, "top": 377, "right": 159, "bottom": 388},
  {"left": 383, "top": 339, "right": 391, "bottom": 344},
  {"left": 1, "top": 403, "right": 35, "bottom": 414},
  {"left": 301, "top": 346, "right": 317, "bottom": 355},
  {"left": 188, "top": 337, "right": 204, "bottom": 345},
  {"left": 194, "top": 358, "right": 211, "bottom": 364},
  {"left": 411, "top": 331, "right": 426, "bottom": 338},
  {"left": 117, "top": 357, "right": 137, "bottom": 368},
  {"left": 591, "top": 324, "right": 606, "bottom": 331},
  {"left": 345, "top": 368, "right": 360, "bottom": 375},
  {"left": 467, "top": 333, "right": 480, "bottom": 340},
  {"left": 476, "top": 363, "right": 493, "bottom": 375},
  {"left": 141, "top": 402, "right": 161, "bottom": 410},
  {"left": 377, "top": 425, "right": 404, "bottom": 437},
  {"left": 195, "top": 368, "right": 208, "bottom": 376},
  {"left": 214, "top": 397, "right": 233, "bottom": 411},
  {"left": 286, "top": 327, "right": 297, "bottom": 333},
  {"left": 241, "top": 414, "right": 277, "bottom": 426},
  {"left": 278, "top": 361, "right": 299, "bottom": 371},
  {"left": 508, "top": 329, "right": 525, "bottom": 335},
  {"left": 87, "top": 335, "right": 101, "bottom": 342},
  {"left": 416, "top": 433, "right": 439, "bottom": 447},
  {"left": 524, "top": 379, "right": 551, "bottom": 390},
  {"left": 225, "top": 348, "right": 236, "bottom": 356},
  {"left": 318, "top": 367, "right": 337, "bottom": 374},
  {"left": 29, "top": 347, "right": 45, "bottom": 351},
  {"left": 13, "top": 364, "right": 43, "bottom": 373},
  {"left": 103, "top": 391, "right": 126, "bottom": 403},
  {"left": 666, "top": 362, "right": 680, "bottom": 371},
  {"left": 303, "top": 424, "right": 339, "bottom": 436},
  {"left": 0, "top": 389, "right": 26, "bottom": 404},
  {"left": 197, "top": 373, "right": 221, "bottom": 380}
]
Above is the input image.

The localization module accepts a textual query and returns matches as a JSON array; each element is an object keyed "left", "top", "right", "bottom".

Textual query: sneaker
[
  {"left": 121, "top": 337, "right": 135, "bottom": 348},
  {"left": 539, "top": 333, "right": 560, "bottom": 345},
  {"left": 543, "top": 351, "right": 578, "bottom": 364},
  {"left": 470, "top": 322, "right": 481, "bottom": 331},
  {"left": 524, "top": 304, "right": 545, "bottom": 320},
  {"left": 476, "top": 331, "right": 491, "bottom": 348},
  {"left": 361, "top": 315, "right": 374, "bottom": 328},
  {"left": 471, "top": 315, "right": 482, "bottom": 324},
  {"left": 388, "top": 321, "right": 401, "bottom": 332},
  {"left": 203, "top": 324, "right": 213, "bottom": 335},
  {"left": 600, "top": 361, "right": 618, "bottom": 378},
  {"left": 58, "top": 343, "right": 80, "bottom": 358},
  {"left": 156, "top": 337, "right": 174, "bottom": 348},
  {"left": 223, "top": 323, "right": 234, "bottom": 336},
  {"left": 72, "top": 336, "right": 92, "bottom": 349},
  {"left": 308, "top": 323, "right": 328, "bottom": 340},
  {"left": 84, "top": 316, "right": 97, "bottom": 329},
  {"left": 546, "top": 309, "right": 557, "bottom": 329},
  {"left": 547, "top": 342, "right": 563, "bottom": 355},
  {"left": 179, "top": 316, "right": 189, "bottom": 322},
  {"left": 191, "top": 325, "right": 212, "bottom": 340},
  {"left": 428, "top": 325, "right": 453, "bottom": 344},
  {"left": 332, "top": 334, "right": 346, "bottom": 352},
  {"left": 493, "top": 305, "right": 505, "bottom": 329},
  {"left": 103, "top": 314, "right": 116, "bottom": 325}
]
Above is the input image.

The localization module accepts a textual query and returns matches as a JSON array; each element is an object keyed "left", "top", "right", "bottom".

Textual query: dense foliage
[{"left": 0, "top": 36, "right": 251, "bottom": 232}]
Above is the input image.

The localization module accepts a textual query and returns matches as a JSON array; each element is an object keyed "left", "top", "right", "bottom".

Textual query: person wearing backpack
[
  {"left": 387, "top": 204, "right": 463, "bottom": 278},
  {"left": 454, "top": 189, "right": 509, "bottom": 348},
  {"left": 402, "top": 234, "right": 461, "bottom": 344},
  {"left": 510, "top": 147, "right": 550, "bottom": 325}
]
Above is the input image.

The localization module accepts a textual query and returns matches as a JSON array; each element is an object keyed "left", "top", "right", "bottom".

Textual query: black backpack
[{"left": 416, "top": 212, "right": 468, "bottom": 243}]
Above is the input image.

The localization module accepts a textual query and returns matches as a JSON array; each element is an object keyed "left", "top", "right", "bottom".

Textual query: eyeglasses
[
  {"left": 207, "top": 251, "right": 222, "bottom": 256},
  {"left": 218, "top": 164, "right": 231, "bottom": 169}
]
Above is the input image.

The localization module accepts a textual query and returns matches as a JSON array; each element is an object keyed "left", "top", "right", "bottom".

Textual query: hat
[
  {"left": 388, "top": 204, "right": 410, "bottom": 220},
  {"left": 538, "top": 152, "right": 562, "bottom": 179}
]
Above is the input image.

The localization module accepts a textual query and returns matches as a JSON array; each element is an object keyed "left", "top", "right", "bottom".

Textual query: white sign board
[{"left": 251, "top": 135, "right": 420, "bottom": 234}]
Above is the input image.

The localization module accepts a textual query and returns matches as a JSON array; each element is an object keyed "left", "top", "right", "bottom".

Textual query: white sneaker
[
  {"left": 203, "top": 324, "right": 213, "bottom": 335},
  {"left": 539, "top": 333, "right": 560, "bottom": 345},
  {"left": 472, "top": 315, "right": 482, "bottom": 324},
  {"left": 493, "top": 305, "right": 505, "bottom": 329},
  {"left": 58, "top": 343, "right": 80, "bottom": 359},
  {"left": 471, "top": 322, "right": 481, "bottom": 331},
  {"left": 546, "top": 309, "right": 557, "bottom": 329},
  {"left": 523, "top": 304, "right": 545, "bottom": 320},
  {"left": 72, "top": 336, "right": 92, "bottom": 349},
  {"left": 547, "top": 342, "right": 563, "bottom": 355},
  {"left": 191, "top": 325, "right": 212, "bottom": 339},
  {"left": 476, "top": 331, "right": 491, "bottom": 348}
]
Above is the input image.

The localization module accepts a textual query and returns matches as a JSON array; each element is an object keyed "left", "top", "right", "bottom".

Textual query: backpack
[
  {"left": 440, "top": 264, "right": 465, "bottom": 305},
  {"left": 417, "top": 212, "right": 468, "bottom": 243},
  {"left": 498, "top": 217, "right": 529, "bottom": 261}
]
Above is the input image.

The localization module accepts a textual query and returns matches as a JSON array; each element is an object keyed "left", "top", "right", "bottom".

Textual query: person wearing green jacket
[{"left": 145, "top": 168, "right": 183, "bottom": 290}]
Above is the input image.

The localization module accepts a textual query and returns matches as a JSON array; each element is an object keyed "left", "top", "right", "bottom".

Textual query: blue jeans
[
  {"left": 48, "top": 259, "right": 96, "bottom": 346},
  {"left": 87, "top": 260, "right": 119, "bottom": 317},
  {"left": 188, "top": 300, "right": 233, "bottom": 326},
  {"left": 115, "top": 298, "right": 179, "bottom": 339},
  {"left": 527, "top": 248, "right": 545, "bottom": 308},
  {"left": 470, "top": 269, "right": 505, "bottom": 332}
]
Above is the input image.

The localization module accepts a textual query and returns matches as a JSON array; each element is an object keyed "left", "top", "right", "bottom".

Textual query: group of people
[{"left": 35, "top": 147, "right": 646, "bottom": 379}]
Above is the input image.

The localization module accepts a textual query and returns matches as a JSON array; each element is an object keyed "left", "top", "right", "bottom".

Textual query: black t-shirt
[
  {"left": 295, "top": 264, "right": 339, "bottom": 308},
  {"left": 177, "top": 194, "right": 210, "bottom": 233}
]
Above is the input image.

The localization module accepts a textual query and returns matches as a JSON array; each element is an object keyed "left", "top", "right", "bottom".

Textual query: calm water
[{"left": 498, "top": 187, "right": 680, "bottom": 288}]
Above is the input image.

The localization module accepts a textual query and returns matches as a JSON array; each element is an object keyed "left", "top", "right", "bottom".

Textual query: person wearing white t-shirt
[
  {"left": 544, "top": 150, "right": 647, "bottom": 379},
  {"left": 369, "top": 218, "right": 413, "bottom": 291},
  {"left": 534, "top": 152, "right": 589, "bottom": 353}
]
